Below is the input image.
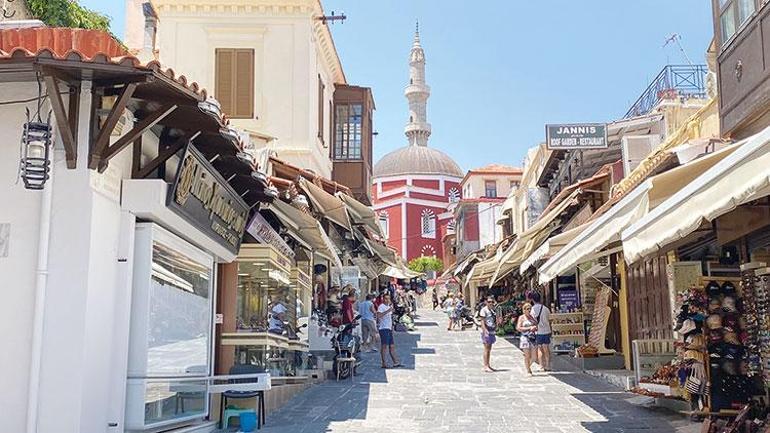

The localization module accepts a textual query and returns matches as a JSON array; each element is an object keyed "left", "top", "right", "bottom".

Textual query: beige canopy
[
  {"left": 538, "top": 142, "right": 740, "bottom": 282},
  {"left": 299, "top": 177, "right": 352, "bottom": 232},
  {"left": 264, "top": 199, "right": 343, "bottom": 268},
  {"left": 622, "top": 128, "right": 770, "bottom": 264}
]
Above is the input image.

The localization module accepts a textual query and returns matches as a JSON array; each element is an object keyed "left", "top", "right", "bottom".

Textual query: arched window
[
  {"left": 448, "top": 187, "right": 460, "bottom": 203},
  {"left": 378, "top": 211, "right": 389, "bottom": 239},
  {"left": 421, "top": 245, "right": 437, "bottom": 257},
  {"left": 421, "top": 209, "right": 436, "bottom": 239}
]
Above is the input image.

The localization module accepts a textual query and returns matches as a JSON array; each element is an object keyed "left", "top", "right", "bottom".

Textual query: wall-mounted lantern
[{"left": 20, "top": 111, "right": 52, "bottom": 190}]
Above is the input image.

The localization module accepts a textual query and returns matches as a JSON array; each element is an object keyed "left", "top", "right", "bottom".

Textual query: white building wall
[
  {"left": 0, "top": 83, "right": 42, "bottom": 433},
  {"left": 477, "top": 202, "right": 502, "bottom": 248},
  {"left": 0, "top": 81, "right": 140, "bottom": 433},
  {"left": 147, "top": 1, "right": 338, "bottom": 178}
]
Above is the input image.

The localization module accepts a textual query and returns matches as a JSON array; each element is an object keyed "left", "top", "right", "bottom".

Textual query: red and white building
[{"left": 371, "top": 26, "right": 463, "bottom": 262}]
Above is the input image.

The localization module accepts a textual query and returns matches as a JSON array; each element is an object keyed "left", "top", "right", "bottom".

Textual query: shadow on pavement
[
  {"left": 548, "top": 357, "right": 699, "bottom": 433},
  {"left": 258, "top": 315, "right": 437, "bottom": 433}
]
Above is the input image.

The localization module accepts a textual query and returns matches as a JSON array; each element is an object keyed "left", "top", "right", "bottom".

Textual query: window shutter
[
  {"left": 215, "top": 48, "right": 254, "bottom": 119},
  {"left": 215, "top": 49, "right": 234, "bottom": 116},
  {"left": 234, "top": 49, "right": 254, "bottom": 118}
]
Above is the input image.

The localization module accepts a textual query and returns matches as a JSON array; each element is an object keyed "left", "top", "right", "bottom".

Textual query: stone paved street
[{"left": 261, "top": 310, "right": 699, "bottom": 433}]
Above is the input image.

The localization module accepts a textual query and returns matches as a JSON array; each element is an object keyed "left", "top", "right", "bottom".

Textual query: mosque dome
[{"left": 373, "top": 145, "right": 463, "bottom": 178}]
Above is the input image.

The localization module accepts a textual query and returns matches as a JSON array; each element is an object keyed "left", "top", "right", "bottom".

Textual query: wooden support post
[
  {"left": 134, "top": 130, "right": 200, "bottom": 179},
  {"left": 43, "top": 74, "right": 78, "bottom": 168},
  {"left": 97, "top": 104, "right": 177, "bottom": 172},
  {"left": 131, "top": 135, "right": 143, "bottom": 178},
  {"left": 89, "top": 82, "right": 138, "bottom": 169}
]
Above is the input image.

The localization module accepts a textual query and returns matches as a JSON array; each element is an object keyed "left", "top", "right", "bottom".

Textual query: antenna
[
  {"left": 663, "top": 33, "right": 693, "bottom": 66},
  {"left": 317, "top": 10, "right": 346, "bottom": 25}
]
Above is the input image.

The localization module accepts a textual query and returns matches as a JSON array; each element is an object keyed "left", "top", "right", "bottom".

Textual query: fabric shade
[
  {"left": 369, "top": 241, "right": 400, "bottom": 268},
  {"left": 338, "top": 193, "right": 383, "bottom": 237},
  {"left": 538, "top": 142, "right": 741, "bottom": 283},
  {"left": 622, "top": 128, "right": 770, "bottom": 264},
  {"left": 519, "top": 224, "right": 587, "bottom": 273},
  {"left": 299, "top": 177, "right": 352, "bottom": 231},
  {"left": 488, "top": 188, "right": 583, "bottom": 285},
  {"left": 264, "top": 199, "right": 342, "bottom": 268}
]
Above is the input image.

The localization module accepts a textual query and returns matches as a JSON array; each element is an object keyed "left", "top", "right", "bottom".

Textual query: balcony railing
[{"left": 624, "top": 65, "right": 708, "bottom": 119}]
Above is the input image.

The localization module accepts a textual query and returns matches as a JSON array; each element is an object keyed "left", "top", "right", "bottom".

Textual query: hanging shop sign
[
  {"left": 546, "top": 123, "right": 608, "bottom": 150},
  {"left": 246, "top": 212, "right": 295, "bottom": 259},
  {"left": 168, "top": 145, "right": 249, "bottom": 254}
]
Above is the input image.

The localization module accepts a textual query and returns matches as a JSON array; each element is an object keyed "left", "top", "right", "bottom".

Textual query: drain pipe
[{"left": 26, "top": 148, "right": 57, "bottom": 433}]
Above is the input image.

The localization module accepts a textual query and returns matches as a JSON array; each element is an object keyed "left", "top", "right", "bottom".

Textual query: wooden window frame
[
  {"left": 333, "top": 103, "right": 363, "bottom": 161},
  {"left": 215, "top": 48, "right": 254, "bottom": 119},
  {"left": 716, "top": 0, "right": 760, "bottom": 47},
  {"left": 484, "top": 180, "right": 497, "bottom": 198}
]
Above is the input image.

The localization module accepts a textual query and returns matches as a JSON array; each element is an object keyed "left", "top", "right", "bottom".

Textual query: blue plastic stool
[
  {"left": 239, "top": 411, "right": 257, "bottom": 432},
  {"left": 223, "top": 406, "right": 255, "bottom": 430}
]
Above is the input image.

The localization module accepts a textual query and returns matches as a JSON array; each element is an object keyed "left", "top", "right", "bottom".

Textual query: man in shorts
[
  {"left": 376, "top": 293, "right": 402, "bottom": 368},
  {"left": 530, "top": 292, "right": 552, "bottom": 372},
  {"left": 358, "top": 294, "right": 378, "bottom": 352}
]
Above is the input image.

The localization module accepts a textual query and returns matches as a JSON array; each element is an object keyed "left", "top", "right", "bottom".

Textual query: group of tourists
[
  {"left": 355, "top": 289, "right": 405, "bottom": 369},
  {"left": 439, "top": 290, "right": 553, "bottom": 374},
  {"left": 436, "top": 292, "right": 470, "bottom": 331}
]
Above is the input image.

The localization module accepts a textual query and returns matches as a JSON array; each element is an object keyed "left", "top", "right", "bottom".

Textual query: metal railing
[{"left": 624, "top": 65, "right": 708, "bottom": 119}]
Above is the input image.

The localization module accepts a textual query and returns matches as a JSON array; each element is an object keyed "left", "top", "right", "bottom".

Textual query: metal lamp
[{"left": 20, "top": 113, "right": 52, "bottom": 190}]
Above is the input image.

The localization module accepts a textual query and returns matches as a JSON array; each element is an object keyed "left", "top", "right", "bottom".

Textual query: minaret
[{"left": 404, "top": 21, "right": 431, "bottom": 147}]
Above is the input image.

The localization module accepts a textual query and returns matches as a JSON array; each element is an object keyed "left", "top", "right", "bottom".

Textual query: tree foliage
[
  {"left": 407, "top": 256, "right": 443, "bottom": 273},
  {"left": 26, "top": 0, "right": 111, "bottom": 32}
]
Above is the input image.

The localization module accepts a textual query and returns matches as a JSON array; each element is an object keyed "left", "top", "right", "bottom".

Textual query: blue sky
[{"left": 83, "top": 0, "right": 713, "bottom": 171}]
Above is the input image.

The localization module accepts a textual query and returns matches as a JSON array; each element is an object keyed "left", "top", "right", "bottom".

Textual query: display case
[
  {"left": 222, "top": 244, "right": 308, "bottom": 377},
  {"left": 125, "top": 224, "right": 215, "bottom": 431},
  {"left": 550, "top": 312, "right": 586, "bottom": 353}
]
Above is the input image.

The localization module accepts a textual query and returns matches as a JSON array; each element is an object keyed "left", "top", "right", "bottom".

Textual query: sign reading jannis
[
  {"left": 169, "top": 145, "right": 249, "bottom": 254},
  {"left": 546, "top": 123, "right": 608, "bottom": 150}
]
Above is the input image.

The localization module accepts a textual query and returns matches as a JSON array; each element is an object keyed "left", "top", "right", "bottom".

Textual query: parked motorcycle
[{"left": 331, "top": 314, "right": 362, "bottom": 380}]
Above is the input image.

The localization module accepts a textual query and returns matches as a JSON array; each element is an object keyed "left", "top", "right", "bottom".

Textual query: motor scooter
[{"left": 331, "top": 314, "right": 362, "bottom": 380}]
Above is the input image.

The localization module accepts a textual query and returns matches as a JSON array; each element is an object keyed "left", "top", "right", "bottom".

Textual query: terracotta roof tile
[{"left": 0, "top": 27, "right": 209, "bottom": 100}]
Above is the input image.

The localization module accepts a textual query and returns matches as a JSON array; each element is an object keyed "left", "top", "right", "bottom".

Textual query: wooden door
[{"left": 626, "top": 255, "right": 673, "bottom": 342}]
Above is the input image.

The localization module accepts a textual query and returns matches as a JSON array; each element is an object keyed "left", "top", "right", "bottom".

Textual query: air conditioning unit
[{"left": 621, "top": 134, "right": 661, "bottom": 176}]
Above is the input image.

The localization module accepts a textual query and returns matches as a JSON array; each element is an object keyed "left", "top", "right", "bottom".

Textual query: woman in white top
[
  {"left": 515, "top": 303, "right": 537, "bottom": 375},
  {"left": 442, "top": 293, "right": 456, "bottom": 331}
]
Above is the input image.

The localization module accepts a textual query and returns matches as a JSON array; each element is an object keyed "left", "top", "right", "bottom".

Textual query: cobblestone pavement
[{"left": 261, "top": 309, "right": 699, "bottom": 433}]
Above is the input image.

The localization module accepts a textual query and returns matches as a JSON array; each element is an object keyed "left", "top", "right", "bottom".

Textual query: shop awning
[
  {"left": 622, "top": 127, "right": 770, "bottom": 264},
  {"left": 263, "top": 199, "right": 343, "bottom": 268},
  {"left": 368, "top": 241, "right": 400, "bottom": 267},
  {"left": 537, "top": 143, "right": 741, "bottom": 282},
  {"left": 338, "top": 193, "right": 383, "bottom": 237},
  {"left": 380, "top": 265, "right": 413, "bottom": 279},
  {"left": 299, "top": 178, "right": 352, "bottom": 232},
  {"left": 488, "top": 188, "right": 584, "bottom": 285},
  {"left": 519, "top": 224, "right": 586, "bottom": 273}
]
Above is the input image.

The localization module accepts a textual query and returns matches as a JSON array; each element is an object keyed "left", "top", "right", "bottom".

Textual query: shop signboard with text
[
  {"left": 546, "top": 123, "right": 608, "bottom": 150},
  {"left": 168, "top": 145, "right": 249, "bottom": 255},
  {"left": 246, "top": 212, "right": 295, "bottom": 258}
]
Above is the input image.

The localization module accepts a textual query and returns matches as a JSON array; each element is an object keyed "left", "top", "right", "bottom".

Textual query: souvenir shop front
[{"left": 621, "top": 127, "right": 770, "bottom": 428}]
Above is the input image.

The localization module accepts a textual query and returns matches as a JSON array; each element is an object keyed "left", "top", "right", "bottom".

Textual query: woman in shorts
[{"left": 515, "top": 303, "right": 537, "bottom": 375}]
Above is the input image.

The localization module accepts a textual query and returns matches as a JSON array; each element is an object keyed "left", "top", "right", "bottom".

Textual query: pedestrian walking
[
  {"left": 530, "top": 292, "right": 552, "bottom": 372},
  {"left": 453, "top": 293, "right": 466, "bottom": 331},
  {"left": 341, "top": 289, "right": 356, "bottom": 325},
  {"left": 515, "top": 302, "right": 537, "bottom": 375},
  {"left": 359, "top": 294, "right": 378, "bottom": 352},
  {"left": 376, "top": 293, "right": 402, "bottom": 368},
  {"left": 442, "top": 293, "right": 456, "bottom": 331},
  {"left": 479, "top": 296, "right": 497, "bottom": 372},
  {"left": 432, "top": 289, "right": 439, "bottom": 310}
]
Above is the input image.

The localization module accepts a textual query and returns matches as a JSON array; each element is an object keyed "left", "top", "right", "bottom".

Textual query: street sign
[{"left": 546, "top": 123, "right": 608, "bottom": 150}]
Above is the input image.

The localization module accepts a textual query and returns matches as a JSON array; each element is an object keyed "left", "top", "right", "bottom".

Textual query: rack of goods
[{"left": 550, "top": 311, "right": 585, "bottom": 353}]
